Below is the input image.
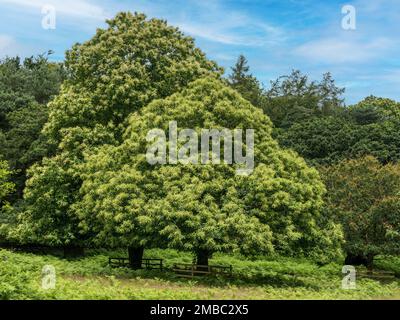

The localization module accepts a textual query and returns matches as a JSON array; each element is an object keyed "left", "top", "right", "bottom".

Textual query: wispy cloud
[
  {"left": 0, "top": 34, "right": 15, "bottom": 56},
  {"left": 0, "top": 34, "right": 25, "bottom": 57},
  {"left": 0, "top": 0, "right": 399, "bottom": 103},
  {"left": 365, "top": 69, "right": 400, "bottom": 86},
  {"left": 294, "top": 37, "right": 395, "bottom": 64},
  {"left": 177, "top": 20, "right": 284, "bottom": 46},
  {"left": 0, "top": 34, "right": 14, "bottom": 50},
  {"left": 165, "top": 1, "right": 287, "bottom": 47},
  {"left": 0, "top": 0, "right": 107, "bottom": 20}
]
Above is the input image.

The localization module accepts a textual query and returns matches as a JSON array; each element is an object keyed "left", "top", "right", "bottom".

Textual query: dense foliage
[
  {"left": 227, "top": 55, "right": 266, "bottom": 109},
  {"left": 0, "top": 54, "right": 65, "bottom": 199},
  {"left": 279, "top": 97, "right": 400, "bottom": 165},
  {"left": 0, "top": 160, "right": 13, "bottom": 206},
  {"left": 75, "top": 77, "right": 342, "bottom": 265},
  {"left": 0, "top": 10, "right": 399, "bottom": 279},
  {"left": 225, "top": 55, "right": 400, "bottom": 266},
  {"left": 0, "top": 160, "right": 14, "bottom": 241},
  {"left": 11, "top": 12, "right": 221, "bottom": 248},
  {"left": 263, "top": 70, "right": 345, "bottom": 129},
  {"left": 320, "top": 156, "right": 400, "bottom": 267}
]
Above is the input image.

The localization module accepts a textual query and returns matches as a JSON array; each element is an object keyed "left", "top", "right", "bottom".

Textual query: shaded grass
[{"left": 1, "top": 249, "right": 400, "bottom": 300}]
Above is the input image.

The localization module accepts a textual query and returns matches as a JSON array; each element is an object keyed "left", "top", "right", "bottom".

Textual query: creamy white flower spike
[{"left": 146, "top": 121, "right": 255, "bottom": 175}]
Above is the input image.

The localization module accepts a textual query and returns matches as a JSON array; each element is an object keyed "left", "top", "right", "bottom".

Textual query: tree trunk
[
  {"left": 345, "top": 253, "right": 374, "bottom": 270},
  {"left": 196, "top": 249, "right": 210, "bottom": 273},
  {"left": 128, "top": 246, "right": 144, "bottom": 270},
  {"left": 366, "top": 253, "right": 374, "bottom": 272},
  {"left": 63, "top": 246, "right": 84, "bottom": 258}
]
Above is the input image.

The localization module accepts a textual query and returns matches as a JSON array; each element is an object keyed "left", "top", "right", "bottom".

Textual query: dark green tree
[
  {"left": 348, "top": 96, "right": 400, "bottom": 124},
  {"left": 264, "top": 70, "right": 345, "bottom": 129},
  {"left": 279, "top": 97, "right": 400, "bottom": 166},
  {"left": 321, "top": 156, "right": 400, "bottom": 268},
  {"left": 0, "top": 53, "right": 65, "bottom": 199},
  {"left": 227, "top": 55, "right": 265, "bottom": 108},
  {"left": 279, "top": 116, "right": 356, "bottom": 166}
]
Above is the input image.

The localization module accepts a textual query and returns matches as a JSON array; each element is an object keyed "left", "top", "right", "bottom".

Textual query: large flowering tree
[
  {"left": 76, "top": 77, "right": 342, "bottom": 266},
  {"left": 12, "top": 12, "right": 221, "bottom": 252}
]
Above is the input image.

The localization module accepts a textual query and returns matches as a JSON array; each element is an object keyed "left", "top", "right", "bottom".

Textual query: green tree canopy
[
  {"left": 0, "top": 53, "right": 65, "bottom": 199},
  {"left": 320, "top": 156, "right": 400, "bottom": 267},
  {"left": 0, "top": 160, "right": 14, "bottom": 242},
  {"left": 348, "top": 96, "right": 400, "bottom": 124},
  {"left": 13, "top": 12, "right": 221, "bottom": 248},
  {"left": 45, "top": 12, "right": 221, "bottom": 144},
  {"left": 279, "top": 116, "right": 355, "bottom": 166},
  {"left": 264, "top": 70, "right": 345, "bottom": 129},
  {"left": 75, "top": 77, "right": 341, "bottom": 265},
  {"left": 0, "top": 160, "right": 14, "bottom": 205},
  {"left": 227, "top": 55, "right": 265, "bottom": 109},
  {"left": 279, "top": 98, "right": 400, "bottom": 166}
]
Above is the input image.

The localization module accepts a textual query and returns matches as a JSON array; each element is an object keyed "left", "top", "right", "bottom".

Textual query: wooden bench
[
  {"left": 173, "top": 263, "right": 232, "bottom": 278},
  {"left": 109, "top": 257, "right": 163, "bottom": 270}
]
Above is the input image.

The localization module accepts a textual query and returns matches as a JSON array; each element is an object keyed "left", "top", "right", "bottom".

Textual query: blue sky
[{"left": 0, "top": 0, "right": 399, "bottom": 104}]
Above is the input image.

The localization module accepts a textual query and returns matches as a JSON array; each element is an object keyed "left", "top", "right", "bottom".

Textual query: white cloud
[
  {"left": 0, "top": 0, "right": 286, "bottom": 47},
  {"left": 178, "top": 23, "right": 243, "bottom": 45},
  {"left": 0, "top": 34, "right": 18, "bottom": 56},
  {"left": 371, "top": 69, "right": 400, "bottom": 85},
  {"left": 0, "top": 0, "right": 107, "bottom": 20},
  {"left": 176, "top": 15, "right": 285, "bottom": 47},
  {"left": 0, "top": 33, "right": 46, "bottom": 58},
  {"left": 0, "top": 34, "right": 14, "bottom": 49},
  {"left": 211, "top": 52, "right": 237, "bottom": 62},
  {"left": 294, "top": 37, "right": 394, "bottom": 64},
  {"left": 140, "top": 0, "right": 287, "bottom": 47}
]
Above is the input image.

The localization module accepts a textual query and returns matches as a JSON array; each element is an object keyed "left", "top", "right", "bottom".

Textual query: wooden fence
[
  {"left": 172, "top": 263, "right": 233, "bottom": 278},
  {"left": 108, "top": 257, "right": 163, "bottom": 270},
  {"left": 357, "top": 270, "right": 396, "bottom": 280}
]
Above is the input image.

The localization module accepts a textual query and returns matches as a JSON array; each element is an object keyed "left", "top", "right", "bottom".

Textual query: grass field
[{"left": 1, "top": 248, "right": 400, "bottom": 300}]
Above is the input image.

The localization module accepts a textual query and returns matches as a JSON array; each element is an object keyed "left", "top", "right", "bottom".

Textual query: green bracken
[{"left": 1, "top": 249, "right": 399, "bottom": 300}]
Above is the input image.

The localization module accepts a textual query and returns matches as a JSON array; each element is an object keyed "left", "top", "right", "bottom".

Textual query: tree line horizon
[{"left": 1, "top": 12, "right": 400, "bottom": 268}]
